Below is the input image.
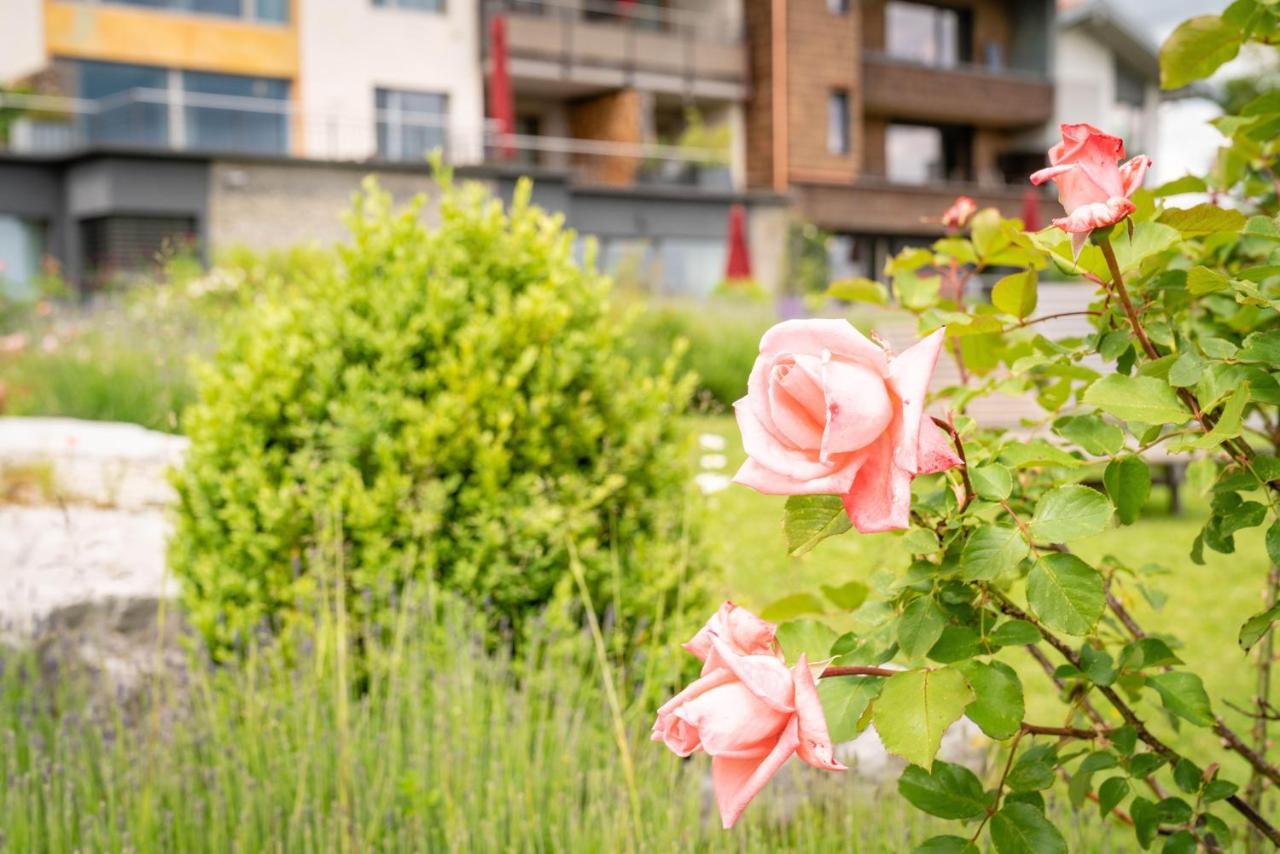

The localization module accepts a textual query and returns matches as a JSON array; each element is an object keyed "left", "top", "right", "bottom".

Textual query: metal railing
[
  {"left": 0, "top": 90, "right": 731, "bottom": 190},
  {"left": 487, "top": 0, "right": 743, "bottom": 43}
]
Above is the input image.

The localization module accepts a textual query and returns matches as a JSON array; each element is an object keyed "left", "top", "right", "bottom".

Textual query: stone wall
[{"left": 207, "top": 160, "right": 469, "bottom": 251}]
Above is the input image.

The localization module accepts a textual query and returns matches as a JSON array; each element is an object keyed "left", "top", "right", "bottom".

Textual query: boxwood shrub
[{"left": 171, "top": 175, "right": 702, "bottom": 657}]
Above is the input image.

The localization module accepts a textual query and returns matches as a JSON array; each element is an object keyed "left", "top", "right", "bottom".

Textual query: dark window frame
[{"left": 827, "top": 89, "right": 851, "bottom": 156}]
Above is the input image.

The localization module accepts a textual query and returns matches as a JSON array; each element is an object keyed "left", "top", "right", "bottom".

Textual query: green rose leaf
[
  {"left": 776, "top": 619, "right": 837, "bottom": 664},
  {"left": 783, "top": 495, "right": 851, "bottom": 557},
  {"left": 1098, "top": 777, "right": 1130, "bottom": 818},
  {"left": 990, "top": 620, "right": 1041, "bottom": 647},
  {"left": 1104, "top": 457, "right": 1151, "bottom": 525},
  {"left": 897, "top": 761, "right": 993, "bottom": 820},
  {"left": 820, "top": 580, "right": 869, "bottom": 610},
  {"left": 914, "top": 836, "right": 980, "bottom": 854},
  {"left": 1160, "top": 15, "right": 1243, "bottom": 89},
  {"left": 958, "top": 660, "right": 1024, "bottom": 740},
  {"left": 970, "top": 463, "right": 1014, "bottom": 502},
  {"left": 1026, "top": 553, "right": 1105, "bottom": 635},
  {"left": 1158, "top": 203, "right": 1248, "bottom": 235},
  {"left": 992, "top": 270, "right": 1038, "bottom": 319},
  {"left": 827, "top": 277, "right": 889, "bottom": 304},
  {"left": 1239, "top": 602, "right": 1280, "bottom": 652},
  {"left": 818, "top": 675, "right": 882, "bottom": 743},
  {"left": 873, "top": 667, "right": 974, "bottom": 771},
  {"left": 960, "top": 525, "right": 1029, "bottom": 581},
  {"left": 760, "top": 593, "right": 826, "bottom": 622},
  {"left": 990, "top": 802, "right": 1068, "bottom": 854},
  {"left": 1148, "top": 671, "right": 1214, "bottom": 727},
  {"left": 899, "top": 597, "right": 948, "bottom": 661},
  {"left": 1029, "top": 485, "right": 1114, "bottom": 543},
  {"left": 1083, "top": 374, "right": 1191, "bottom": 426},
  {"left": 1053, "top": 414, "right": 1125, "bottom": 456}
]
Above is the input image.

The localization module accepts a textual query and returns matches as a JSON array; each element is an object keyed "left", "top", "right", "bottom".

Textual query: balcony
[
  {"left": 0, "top": 90, "right": 734, "bottom": 193},
  {"left": 487, "top": 0, "right": 747, "bottom": 100},
  {"left": 861, "top": 53, "right": 1053, "bottom": 128},
  {"left": 792, "top": 176, "right": 1058, "bottom": 236}
]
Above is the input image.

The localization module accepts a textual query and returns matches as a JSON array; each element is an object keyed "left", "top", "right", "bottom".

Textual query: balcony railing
[
  {"left": 486, "top": 0, "right": 746, "bottom": 93},
  {"left": 0, "top": 91, "right": 732, "bottom": 191}
]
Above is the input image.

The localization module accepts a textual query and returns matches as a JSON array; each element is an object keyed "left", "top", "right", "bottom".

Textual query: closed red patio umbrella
[
  {"left": 724, "top": 204, "right": 752, "bottom": 282},
  {"left": 489, "top": 14, "right": 515, "bottom": 160}
]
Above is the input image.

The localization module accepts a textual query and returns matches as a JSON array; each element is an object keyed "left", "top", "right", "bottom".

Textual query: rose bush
[{"left": 656, "top": 7, "right": 1280, "bottom": 849}]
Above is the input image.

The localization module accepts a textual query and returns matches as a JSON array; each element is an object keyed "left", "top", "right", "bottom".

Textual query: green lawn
[{"left": 691, "top": 414, "right": 1273, "bottom": 787}]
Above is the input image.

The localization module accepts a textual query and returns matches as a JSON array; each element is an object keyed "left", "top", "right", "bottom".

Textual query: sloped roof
[{"left": 1058, "top": 0, "right": 1161, "bottom": 81}]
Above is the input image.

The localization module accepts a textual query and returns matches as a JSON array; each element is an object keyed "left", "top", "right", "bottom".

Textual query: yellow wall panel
[{"left": 44, "top": 1, "right": 298, "bottom": 80}]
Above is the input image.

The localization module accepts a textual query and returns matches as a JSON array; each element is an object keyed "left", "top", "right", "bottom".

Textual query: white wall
[
  {"left": 298, "top": 0, "right": 484, "bottom": 161},
  {"left": 1053, "top": 28, "right": 1159, "bottom": 158},
  {"left": 0, "top": 0, "right": 45, "bottom": 85}
]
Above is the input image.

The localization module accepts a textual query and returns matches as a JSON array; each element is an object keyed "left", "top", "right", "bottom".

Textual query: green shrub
[
  {"left": 171, "top": 175, "right": 702, "bottom": 657},
  {"left": 626, "top": 298, "right": 777, "bottom": 411}
]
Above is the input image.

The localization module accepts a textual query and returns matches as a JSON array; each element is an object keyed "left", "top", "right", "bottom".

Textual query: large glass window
[
  {"left": 885, "top": 122, "right": 972, "bottom": 184},
  {"left": 1115, "top": 58, "right": 1146, "bottom": 108},
  {"left": 184, "top": 71, "right": 289, "bottom": 154},
  {"left": 827, "top": 89, "right": 850, "bottom": 155},
  {"left": 75, "top": 61, "right": 289, "bottom": 154},
  {"left": 65, "top": 0, "right": 287, "bottom": 23},
  {"left": 885, "top": 1, "right": 970, "bottom": 67},
  {"left": 372, "top": 0, "right": 445, "bottom": 12},
  {"left": 79, "top": 60, "right": 170, "bottom": 147},
  {"left": 0, "top": 216, "right": 45, "bottom": 300},
  {"left": 376, "top": 89, "right": 449, "bottom": 161}
]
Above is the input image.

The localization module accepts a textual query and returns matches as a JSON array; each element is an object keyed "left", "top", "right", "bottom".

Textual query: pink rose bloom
[
  {"left": 683, "top": 600, "right": 777, "bottom": 665},
  {"left": 732, "top": 320, "right": 961, "bottom": 533},
  {"left": 652, "top": 604, "right": 844, "bottom": 828},
  {"left": 1030, "top": 123, "right": 1151, "bottom": 256},
  {"left": 941, "top": 195, "right": 977, "bottom": 230}
]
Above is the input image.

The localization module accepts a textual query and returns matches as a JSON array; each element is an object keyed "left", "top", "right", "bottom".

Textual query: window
[
  {"left": 80, "top": 215, "right": 196, "bottom": 289},
  {"left": 376, "top": 89, "right": 449, "bottom": 161},
  {"left": 827, "top": 0, "right": 848, "bottom": 13},
  {"left": 885, "top": 123, "right": 972, "bottom": 184},
  {"left": 0, "top": 217, "right": 45, "bottom": 300},
  {"left": 76, "top": 60, "right": 290, "bottom": 154},
  {"left": 827, "top": 90, "right": 850, "bottom": 155},
  {"left": 184, "top": 71, "right": 289, "bottom": 154},
  {"left": 372, "top": 0, "right": 445, "bottom": 12},
  {"left": 67, "top": 0, "right": 287, "bottom": 23},
  {"left": 78, "top": 60, "right": 170, "bottom": 147},
  {"left": 886, "top": 1, "right": 971, "bottom": 67},
  {"left": 1115, "top": 58, "right": 1146, "bottom": 107}
]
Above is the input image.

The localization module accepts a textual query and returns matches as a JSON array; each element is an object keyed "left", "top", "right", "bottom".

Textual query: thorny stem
[
  {"left": 931, "top": 415, "right": 974, "bottom": 511},
  {"left": 989, "top": 587, "right": 1280, "bottom": 848},
  {"left": 1248, "top": 565, "right": 1280, "bottom": 850},
  {"left": 1106, "top": 585, "right": 1280, "bottom": 791},
  {"left": 1097, "top": 235, "right": 1260, "bottom": 474},
  {"left": 971, "top": 728, "right": 1025, "bottom": 844},
  {"left": 821, "top": 665, "right": 899, "bottom": 678},
  {"left": 1008, "top": 310, "right": 1103, "bottom": 331}
]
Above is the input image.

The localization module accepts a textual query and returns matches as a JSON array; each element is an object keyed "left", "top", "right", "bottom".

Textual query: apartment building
[
  {"left": 0, "top": 0, "right": 779, "bottom": 294},
  {"left": 742, "top": 0, "right": 1060, "bottom": 280}
]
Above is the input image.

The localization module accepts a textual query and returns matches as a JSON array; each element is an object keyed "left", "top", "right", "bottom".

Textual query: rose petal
[
  {"left": 759, "top": 319, "right": 887, "bottom": 375},
  {"left": 793, "top": 655, "right": 847, "bottom": 772},
  {"left": 655, "top": 666, "right": 738, "bottom": 718},
  {"left": 841, "top": 430, "right": 912, "bottom": 533},
  {"left": 1051, "top": 197, "right": 1135, "bottom": 234},
  {"left": 675, "top": 681, "right": 790, "bottom": 756},
  {"left": 706, "top": 637, "right": 795, "bottom": 712},
  {"left": 734, "top": 399, "right": 854, "bottom": 483},
  {"left": 731, "top": 453, "right": 863, "bottom": 497},
  {"left": 916, "top": 416, "right": 962, "bottom": 475},
  {"left": 711, "top": 717, "right": 801, "bottom": 829},
  {"left": 820, "top": 357, "right": 893, "bottom": 458},
  {"left": 767, "top": 356, "right": 826, "bottom": 449},
  {"left": 1119, "top": 155, "right": 1152, "bottom": 197},
  {"left": 887, "top": 327, "right": 947, "bottom": 476}
]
